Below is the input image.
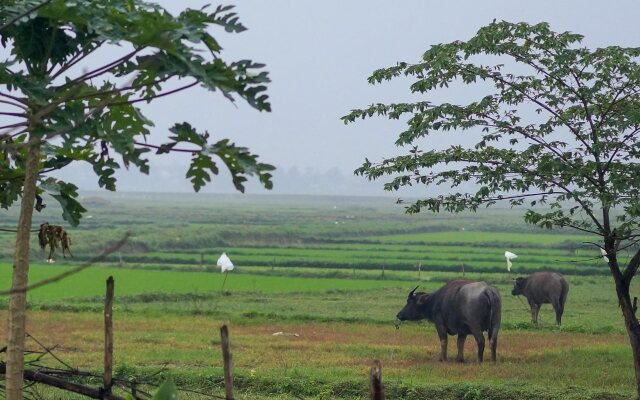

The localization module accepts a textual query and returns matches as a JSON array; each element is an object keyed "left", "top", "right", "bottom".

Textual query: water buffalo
[
  {"left": 395, "top": 280, "right": 501, "bottom": 363},
  {"left": 511, "top": 271, "right": 569, "bottom": 326}
]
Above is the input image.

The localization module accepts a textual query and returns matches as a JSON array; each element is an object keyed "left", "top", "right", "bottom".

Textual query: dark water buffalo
[
  {"left": 395, "top": 280, "right": 501, "bottom": 363},
  {"left": 511, "top": 271, "right": 569, "bottom": 326}
]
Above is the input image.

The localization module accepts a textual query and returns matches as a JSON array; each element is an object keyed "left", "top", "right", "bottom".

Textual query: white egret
[
  {"left": 217, "top": 252, "right": 234, "bottom": 291},
  {"left": 504, "top": 251, "right": 518, "bottom": 272},
  {"left": 217, "top": 252, "right": 234, "bottom": 272}
]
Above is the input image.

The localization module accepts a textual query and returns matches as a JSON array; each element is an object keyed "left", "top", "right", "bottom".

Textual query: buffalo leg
[
  {"left": 528, "top": 299, "right": 537, "bottom": 324},
  {"left": 471, "top": 330, "right": 485, "bottom": 363},
  {"left": 553, "top": 300, "right": 563, "bottom": 327},
  {"left": 529, "top": 300, "right": 541, "bottom": 325},
  {"left": 436, "top": 328, "right": 448, "bottom": 361},
  {"left": 490, "top": 337, "right": 497, "bottom": 362},
  {"left": 456, "top": 334, "right": 467, "bottom": 363}
]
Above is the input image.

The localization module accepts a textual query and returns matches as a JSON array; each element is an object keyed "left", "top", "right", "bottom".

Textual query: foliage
[
  {"left": 342, "top": 21, "right": 640, "bottom": 246},
  {"left": 0, "top": 0, "right": 274, "bottom": 226},
  {"left": 152, "top": 379, "right": 178, "bottom": 400}
]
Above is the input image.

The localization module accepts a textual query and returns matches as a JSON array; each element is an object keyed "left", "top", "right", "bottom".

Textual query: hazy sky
[{"left": 56, "top": 0, "right": 640, "bottom": 195}]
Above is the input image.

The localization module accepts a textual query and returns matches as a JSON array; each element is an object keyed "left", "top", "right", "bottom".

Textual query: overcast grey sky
[{"left": 63, "top": 0, "right": 640, "bottom": 195}]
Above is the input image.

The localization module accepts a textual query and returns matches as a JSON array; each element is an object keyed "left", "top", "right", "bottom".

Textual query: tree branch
[
  {"left": 0, "top": 99, "right": 27, "bottom": 110},
  {"left": 49, "top": 41, "right": 105, "bottom": 80},
  {"left": 56, "top": 47, "right": 144, "bottom": 90},
  {"left": 134, "top": 141, "right": 198, "bottom": 153},
  {"left": 623, "top": 248, "right": 640, "bottom": 283},
  {"left": 485, "top": 69, "right": 583, "bottom": 137},
  {"left": 0, "top": 92, "right": 28, "bottom": 105},
  {"left": 553, "top": 181, "right": 604, "bottom": 233},
  {"left": 604, "top": 126, "right": 640, "bottom": 171},
  {"left": 480, "top": 112, "right": 602, "bottom": 189},
  {"left": 569, "top": 71, "right": 597, "bottom": 156},
  {"left": 0, "top": 122, "right": 28, "bottom": 131},
  {"left": 108, "top": 80, "right": 198, "bottom": 106},
  {"left": 0, "top": 111, "right": 26, "bottom": 118},
  {"left": 65, "top": 75, "right": 174, "bottom": 103}
]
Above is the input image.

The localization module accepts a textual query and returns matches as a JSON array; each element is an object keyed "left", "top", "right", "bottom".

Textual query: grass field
[{"left": 0, "top": 193, "right": 637, "bottom": 399}]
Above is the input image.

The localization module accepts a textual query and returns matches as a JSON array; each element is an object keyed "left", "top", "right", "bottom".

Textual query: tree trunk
[
  {"left": 615, "top": 277, "right": 640, "bottom": 400},
  {"left": 5, "top": 139, "right": 41, "bottom": 400}
]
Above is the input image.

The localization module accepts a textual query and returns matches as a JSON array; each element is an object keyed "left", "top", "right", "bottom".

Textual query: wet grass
[{"left": 0, "top": 193, "right": 636, "bottom": 399}]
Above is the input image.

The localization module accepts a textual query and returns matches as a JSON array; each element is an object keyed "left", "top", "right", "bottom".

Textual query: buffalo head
[
  {"left": 395, "top": 286, "right": 430, "bottom": 327},
  {"left": 511, "top": 277, "right": 527, "bottom": 296}
]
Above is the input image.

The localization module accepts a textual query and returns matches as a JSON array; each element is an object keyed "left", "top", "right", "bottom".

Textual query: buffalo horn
[{"left": 409, "top": 285, "right": 419, "bottom": 297}]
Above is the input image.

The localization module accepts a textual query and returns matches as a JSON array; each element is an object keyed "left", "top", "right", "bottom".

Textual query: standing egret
[
  {"left": 504, "top": 251, "right": 518, "bottom": 272},
  {"left": 217, "top": 252, "right": 234, "bottom": 292}
]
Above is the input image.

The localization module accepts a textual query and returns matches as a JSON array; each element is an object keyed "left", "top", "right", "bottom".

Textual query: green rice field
[{"left": 0, "top": 193, "right": 636, "bottom": 399}]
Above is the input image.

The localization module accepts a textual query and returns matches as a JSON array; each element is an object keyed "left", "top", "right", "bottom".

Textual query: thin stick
[
  {"left": 25, "top": 332, "right": 76, "bottom": 371},
  {"left": 104, "top": 276, "right": 115, "bottom": 395},
  {"left": 221, "top": 271, "right": 229, "bottom": 292},
  {"left": 220, "top": 325, "right": 234, "bottom": 400}
]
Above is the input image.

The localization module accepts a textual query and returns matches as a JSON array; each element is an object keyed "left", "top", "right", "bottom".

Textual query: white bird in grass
[
  {"left": 217, "top": 252, "right": 234, "bottom": 272},
  {"left": 217, "top": 252, "right": 234, "bottom": 291},
  {"left": 504, "top": 251, "right": 518, "bottom": 272}
]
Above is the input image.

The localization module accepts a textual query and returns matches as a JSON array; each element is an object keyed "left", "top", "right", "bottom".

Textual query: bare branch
[
  {"left": 0, "top": 121, "right": 28, "bottom": 131},
  {"left": 49, "top": 41, "right": 104, "bottom": 79},
  {"left": 65, "top": 75, "right": 174, "bottom": 103},
  {"left": 0, "top": 92, "right": 28, "bottom": 105},
  {"left": 0, "top": 99, "right": 27, "bottom": 110},
  {"left": 0, "top": 111, "right": 26, "bottom": 118},
  {"left": 25, "top": 333, "right": 77, "bottom": 372},
  {"left": 56, "top": 47, "right": 144, "bottom": 90},
  {"left": 134, "top": 141, "right": 198, "bottom": 153},
  {"left": 109, "top": 80, "right": 199, "bottom": 106}
]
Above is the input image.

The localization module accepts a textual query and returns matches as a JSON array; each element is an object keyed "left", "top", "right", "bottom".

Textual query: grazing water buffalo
[
  {"left": 395, "top": 280, "right": 501, "bottom": 363},
  {"left": 511, "top": 271, "right": 569, "bottom": 326}
]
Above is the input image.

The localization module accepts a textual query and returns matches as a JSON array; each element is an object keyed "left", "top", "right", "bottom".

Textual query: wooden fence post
[
  {"left": 370, "top": 359, "right": 384, "bottom": 400},
  {"left": 104, "top": 276, "right": 114, "bottom": 397},
  {"left": 220, "top": 325, "right": 234, "bottom": 400}
]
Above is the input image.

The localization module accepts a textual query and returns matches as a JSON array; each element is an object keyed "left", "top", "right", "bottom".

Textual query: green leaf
[
  {"left": 39, "top": 178, "right": 87, "bottom": 226},
  {"left": 152, "top": 379, "right": 178, "bottom": 400}
]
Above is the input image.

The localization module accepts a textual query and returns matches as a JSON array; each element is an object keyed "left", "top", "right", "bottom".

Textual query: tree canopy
[
  {"left": 0, "top": 0, "right": 274, "bottom": 226},
  {"left": 343, "top": 21, "right": 640, "bottom": 247}
]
